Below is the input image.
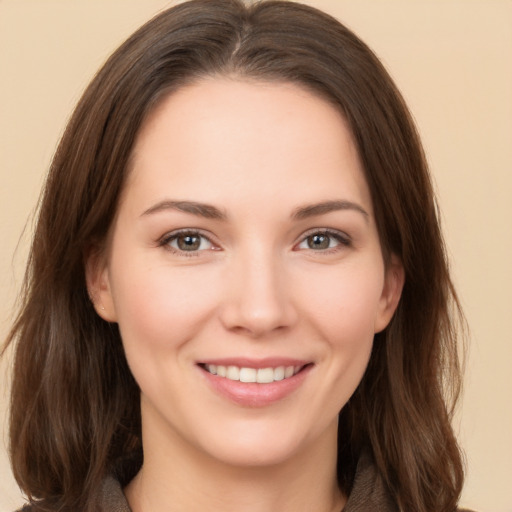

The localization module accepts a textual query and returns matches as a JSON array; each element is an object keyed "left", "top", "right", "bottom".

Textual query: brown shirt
[
  {"left": 19, "top": 450, "right": 474, "bottom": 511},
  {"left": 95, "top": 449, "right": 397, "bottom": 512}
]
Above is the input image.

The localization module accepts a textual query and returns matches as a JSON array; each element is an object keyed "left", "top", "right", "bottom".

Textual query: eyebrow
[
  {"left": 141, "top": 199, "right": 369, "bottom": 223},
  {"left": 291, "top": 200, "right": 369, "bottom": 222},
  {"left": 141, "top": 200, "right": 227, "bottom": 220}
]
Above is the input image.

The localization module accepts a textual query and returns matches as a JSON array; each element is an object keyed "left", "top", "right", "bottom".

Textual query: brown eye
[
  {"left": 307, "top": 234, "right": 331, "bottom": 250},
  {"left": 164, "top": 231, "right": 214, "bottom": 253},
  {"left": 177, "top": 234, "right": 201, "bottom": 251},
  {"left": 296, "top": 230, "right": 351, "bottom": 252}
]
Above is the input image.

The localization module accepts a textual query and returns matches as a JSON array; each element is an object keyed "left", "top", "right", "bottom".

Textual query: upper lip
[{"left": 197, "top": 357, "right": 311, "bottom": 369}]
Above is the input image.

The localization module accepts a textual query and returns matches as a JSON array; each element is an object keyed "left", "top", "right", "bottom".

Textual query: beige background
[{"left": 1, "top": 1, "right": 511, "bottom": 511}]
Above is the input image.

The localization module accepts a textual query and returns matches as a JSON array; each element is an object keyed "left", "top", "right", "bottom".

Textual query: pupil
[
  {"left": 178, "top": 235, "right": 200, "bottom": 251},
  {"left": 308, "top": 234, "right": 329, "bottom": 249}
]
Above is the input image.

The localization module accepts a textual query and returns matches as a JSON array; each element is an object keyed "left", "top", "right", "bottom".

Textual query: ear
[
  {"left": 85, "top": 246, "right": 118, "bottom": 323},
  {"left": 374, "top": 254, "right": 405, "bottom": 333}
]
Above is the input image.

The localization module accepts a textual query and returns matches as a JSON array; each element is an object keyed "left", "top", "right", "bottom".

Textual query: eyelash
[
  {"left": 158, "top": 228, "right": 352, "bottom": 256},
  {"left": 159, "top": 229, "right": 217, "bottom": 257},
  {"left": 294, "top": 229, "right": 352, "bottom": 253}
]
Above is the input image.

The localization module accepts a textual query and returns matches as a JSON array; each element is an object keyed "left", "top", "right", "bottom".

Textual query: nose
[{"left": 219, "top": 249, "right": 298, "bottom": 338}]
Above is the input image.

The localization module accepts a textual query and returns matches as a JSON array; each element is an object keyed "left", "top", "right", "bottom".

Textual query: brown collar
[{"left": 98, "top": 449, "right": 396, "bottom": 512}]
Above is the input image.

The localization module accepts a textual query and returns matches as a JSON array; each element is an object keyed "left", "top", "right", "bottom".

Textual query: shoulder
[
  {"left": 14, "top": 452, "right": 139, "bottom": 512},
  {"left": 14, "top": 477, "right": 132, "bottom": 512}
]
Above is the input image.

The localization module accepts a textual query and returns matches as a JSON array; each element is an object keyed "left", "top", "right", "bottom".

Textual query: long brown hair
[{"left": 4, "top": 1, "right": 465, "bottom": 510}]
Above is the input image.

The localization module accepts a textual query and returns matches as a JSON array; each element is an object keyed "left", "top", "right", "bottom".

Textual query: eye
[
  {"left": 161, "top": 230, "right": 216, "bottom": 254},
  {"left": 296, "top": 230, "right": 351, "bottom": 251}
]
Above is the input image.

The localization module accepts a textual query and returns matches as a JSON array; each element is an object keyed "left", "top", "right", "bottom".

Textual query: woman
[{"left": 4, "top": 0, "right": 468, "bottom": 511}]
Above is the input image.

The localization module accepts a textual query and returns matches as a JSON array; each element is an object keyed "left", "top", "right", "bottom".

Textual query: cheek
[
  {"left": 109, "top": 258, "right": 222, "bottom": 354},
  {"left": 299, "top": 259, "right": 385, "bottom": 343},
  {"left": 289, "top": 260, "right": 384, "bottom": 424}
]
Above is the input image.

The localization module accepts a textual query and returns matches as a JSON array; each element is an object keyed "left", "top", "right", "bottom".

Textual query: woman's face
[{"left": 89, "top": 78, "right": 403, "bottom": 468}]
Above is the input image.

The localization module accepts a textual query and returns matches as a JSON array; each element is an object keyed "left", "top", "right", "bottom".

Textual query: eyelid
[
  {"left": 158, "top": 228, "right": 220, "bottom": 255},
  {"left": 294, "top": 228, "right": 352, "bottom": 251}
]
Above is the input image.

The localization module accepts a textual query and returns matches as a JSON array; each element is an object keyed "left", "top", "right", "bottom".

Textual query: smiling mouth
[{"left": 201, "top": 364, "right": 307, "bottom": 384}]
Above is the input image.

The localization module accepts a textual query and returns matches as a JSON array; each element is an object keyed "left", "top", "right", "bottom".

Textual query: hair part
[{"left": 4, "top": 1, "right": 465, "bottom": 511}]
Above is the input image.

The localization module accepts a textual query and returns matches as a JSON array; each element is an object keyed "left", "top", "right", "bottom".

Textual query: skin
[{"left": 88, "top": 78, "right": 404, "bottom": 512}]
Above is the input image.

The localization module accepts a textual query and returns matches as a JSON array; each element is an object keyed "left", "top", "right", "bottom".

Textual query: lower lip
[{"left": 199, "top": 365, "right": 313, "bottom": 407}]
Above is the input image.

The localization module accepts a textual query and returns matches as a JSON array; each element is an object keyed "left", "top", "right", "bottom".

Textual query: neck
[{"left": 125, "top": 405, "right": 345, "bottom": 512}]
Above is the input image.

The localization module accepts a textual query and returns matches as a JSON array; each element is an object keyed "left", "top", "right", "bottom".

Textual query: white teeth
[
  {"left": 226, "top": 366, "right": 240, "bottom": 380},
  {"left": 239, "top": 367, "right": 257, "bottom": 383},
  {"left": 205, "top": 364, "right": 302, "bottom": 383},
  {"left": 284, "top": 366, "right": 294, "bottom": 378},
  {"left": 274, "top": 366, "right": 285, "bottom": 381},
  {"left": 257, "top": 367, "right": 274, "bottom": 383}
]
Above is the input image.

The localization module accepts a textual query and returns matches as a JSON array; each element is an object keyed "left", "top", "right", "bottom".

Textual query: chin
[
  {"left": 193, "top": 417, "right": 332, "bottom": 470},
  {"left": 206, "top": 438, "right": 303, "bottom": 469}
]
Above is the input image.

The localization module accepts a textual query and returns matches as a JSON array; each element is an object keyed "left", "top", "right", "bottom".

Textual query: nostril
[
  {"left": 219, "top": 301, "right": 297, "bottom": 338},
  {"left": 218, "top": 262, "right": 299, "bottom": 336}
]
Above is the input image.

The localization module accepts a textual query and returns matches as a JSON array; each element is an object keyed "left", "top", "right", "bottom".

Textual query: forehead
[{"left": 125, "top": 78, "right": 371, "bottom": 214}]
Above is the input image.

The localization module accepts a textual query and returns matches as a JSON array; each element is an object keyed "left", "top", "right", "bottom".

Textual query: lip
[
  {"left": 199, "top": 357, "right": 309, "bottom": 369},
  {"left": 197, "top": 358, "right": 313, "bottom": 407}
]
